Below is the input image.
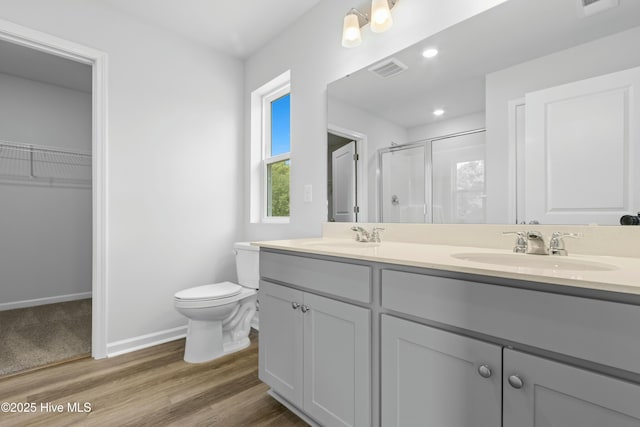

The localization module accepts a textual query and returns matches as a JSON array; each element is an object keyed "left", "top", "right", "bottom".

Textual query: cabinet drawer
[
  {"left": 260, "top": 251, "right": 371, "bottom": 303},
  {"left": 382, "top": 269, "right": 640, "bottom": 374}
]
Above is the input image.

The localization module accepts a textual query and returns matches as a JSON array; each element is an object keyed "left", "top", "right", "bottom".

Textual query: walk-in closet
[{"left": 0, "top": 39, "right": 93, "bottom": 375}]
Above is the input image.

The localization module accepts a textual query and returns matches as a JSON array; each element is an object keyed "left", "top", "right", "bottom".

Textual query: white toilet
[{"left": 174, "top": 242, "right": 259, "bottom": 363}]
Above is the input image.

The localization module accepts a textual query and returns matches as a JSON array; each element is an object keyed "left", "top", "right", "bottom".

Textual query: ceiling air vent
[
  {"left": 579, "top": 0, "right": 619, "bottom": 16},
  {"left": 368, "top": 58, "right": 407, "bottom": 79}
]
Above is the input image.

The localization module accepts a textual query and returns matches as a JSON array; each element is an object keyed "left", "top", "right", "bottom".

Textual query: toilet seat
[
  {"left": 174, "top": 281, "right": 242, "bottom": 302},
  {"left": 174, "top": 283, "right": 256, "bottom": 309}
]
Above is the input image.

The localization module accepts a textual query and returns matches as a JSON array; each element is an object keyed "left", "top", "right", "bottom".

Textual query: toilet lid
[{"left": 174, "top": 282, "right": 242, "bottom": 301}]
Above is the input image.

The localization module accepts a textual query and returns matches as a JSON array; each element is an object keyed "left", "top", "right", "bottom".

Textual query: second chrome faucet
[
  {"left": 351, "top": 226, "right": 384, "bottom": 243},
  {"left": 504, "top": 231, "right": 583, "bottom": 256}
]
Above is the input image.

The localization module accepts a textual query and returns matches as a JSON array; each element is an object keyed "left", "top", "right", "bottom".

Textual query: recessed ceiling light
[
  {"left": 433, "top": 109, "right": 445, "bottom": 116},
  {"left": 422, "top": 48, "right": 439, "bottom": 58}
]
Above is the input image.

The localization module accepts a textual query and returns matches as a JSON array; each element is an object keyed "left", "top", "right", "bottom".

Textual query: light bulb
[
  {"left": 342, "top": 14, "right": 362, "bottom": 48},
  {"left": 370, "top": 0, "right": 393, "bottom": 33},
  {"left": 433, "top": 109, "right": 445, "bottom": 116},
  {"left": 422, "top": 48, "right": 439, "bottom": 58}
]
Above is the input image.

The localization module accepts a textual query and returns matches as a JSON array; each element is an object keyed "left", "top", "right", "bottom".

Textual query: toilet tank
[{"left": 233, "top": 242, "right": 260, "bottom": 289}]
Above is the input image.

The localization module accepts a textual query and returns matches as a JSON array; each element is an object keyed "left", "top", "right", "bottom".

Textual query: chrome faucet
[
  {"left": 526, "top": 231, "right": 548, "bottom": 255},
  {"left": 351, "top": 226, "right": 384, "bottom": 243},
  {"left": 503, "top": 231, "right": 527, "bottom": 253},
  {"left": 504, "top": 231, "right": 583, "bottom": 255},
  {"left": 549, "top": 232, "right": 583, "bottom": 256},
  {"left": 351, "top": 226, "right": 370, "bottom": 242}
]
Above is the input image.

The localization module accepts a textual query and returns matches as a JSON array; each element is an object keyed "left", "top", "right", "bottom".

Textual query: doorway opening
[
  {"left": 327, "top": 125, "right": 367, "bottom": 223},
  {"left": 0, "top": 19, "right": 108, "bottom": 369}
]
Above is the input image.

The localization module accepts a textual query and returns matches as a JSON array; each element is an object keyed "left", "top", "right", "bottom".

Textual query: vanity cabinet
[
  {"left": 259, "top": 279, "right": 371, "bottom": 427},
  {"left": 503, "top": 349, "right": 640, "bottom": 426},
  {"left": 382, "top": 268, "right": 640, "bottom": 427},
  {"left": 381, "top": 315, "right": 502, "bottom": 427},
  {"left": 258, "top": 247, "right": 640, "bottom": 427},
  {"left": 382, "top": 315, "right": 640, "bottom": 427}
]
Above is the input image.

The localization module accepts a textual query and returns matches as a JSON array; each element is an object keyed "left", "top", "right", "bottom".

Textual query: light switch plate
[{"left": 303, "top": 184, "right": 312, "bottom": 203}]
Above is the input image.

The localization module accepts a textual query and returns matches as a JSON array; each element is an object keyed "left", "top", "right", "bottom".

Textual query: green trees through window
[{"left": 267, "top": 159, "right": 290, "bottom": 217}]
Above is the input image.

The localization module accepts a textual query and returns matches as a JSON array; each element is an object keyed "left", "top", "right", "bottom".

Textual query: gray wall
[{"left": 0, "top": 72, "right": 92, "bottom": 309}]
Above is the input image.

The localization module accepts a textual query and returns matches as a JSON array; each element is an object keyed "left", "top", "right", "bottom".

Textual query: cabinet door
[
  {"left": 258, "top": 281, "right": 304, "bottom": 407},
  {"left": 381, "top": 315, "right": 502, "bottom": 427},
  {"left": 303, "top": 292, "right": 371, "bottom": 427},
  {"left": 503, "top": 349, "right": 640, "bottom": 427}
]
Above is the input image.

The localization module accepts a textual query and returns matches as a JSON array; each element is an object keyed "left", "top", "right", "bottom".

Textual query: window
[
  {"left": 265, "top": 92, "right": 290, "bottom": 218},
  {"left": 250, "top": 71, "right": 291, "bottom": 223},
  {"left": 455, "top": 159, "right": 486, "bottom": 223}
]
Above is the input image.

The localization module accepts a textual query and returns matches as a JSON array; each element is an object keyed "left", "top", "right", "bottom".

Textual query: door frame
[
  {"left": 0, "top": 19, "right": 109, "bottom": 359},
  {"left": 328, "top": 124, "right": 368, "bottom": 222}
]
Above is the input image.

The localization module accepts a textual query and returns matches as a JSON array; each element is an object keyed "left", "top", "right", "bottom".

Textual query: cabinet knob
[
  {"left": 477, "top": 365, "right": 492, "bottom": 378},
  {"left": 301, "top": 305, "right": 310, "bottom": 313},
  {"left": 291, "top": 302, "right": 300, "bottom": 310},
  {"left": 508, "top": 374, "right": 524, "bottom": 389}
]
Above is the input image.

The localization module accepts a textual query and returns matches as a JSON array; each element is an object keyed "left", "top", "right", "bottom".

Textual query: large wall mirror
[{"left": 327, "top": 0, "right": 640, "bottom": 225}]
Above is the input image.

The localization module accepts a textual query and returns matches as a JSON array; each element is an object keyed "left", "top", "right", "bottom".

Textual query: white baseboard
[
  {"left": 107, "top": 325, "right": 188, "bottom": 358},
  {"left": 0, "top": 292, "right": 92, "bottom": 312}
]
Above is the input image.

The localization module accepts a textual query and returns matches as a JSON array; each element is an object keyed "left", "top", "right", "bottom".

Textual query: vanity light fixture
[
  {"left": 370, "top": 0, "right": 393, "bottom": 32},
  {"left": 342, "top": 0, "right": 398, "bottom": 48},
  {"left": 342, "top": 9, "right": 368, "bottom": 48},
  {"left": 433, "top": 109, "right": 445, "bottom": 116},
  {"left": 422, "top": 48, "right": 439, "bottom": 58}
]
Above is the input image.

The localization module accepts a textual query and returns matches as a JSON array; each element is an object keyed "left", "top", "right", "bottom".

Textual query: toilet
[{"left": 174, "top": 242, "right": 259, "bottom": 363}]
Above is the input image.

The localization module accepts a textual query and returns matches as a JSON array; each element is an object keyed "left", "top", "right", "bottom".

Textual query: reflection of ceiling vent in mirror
[
  {"left": 368, "top": 58, "right": 407, "bottom": 79},
  {"left": 579, "top": 0, "right": 619, "bottom": 16}
]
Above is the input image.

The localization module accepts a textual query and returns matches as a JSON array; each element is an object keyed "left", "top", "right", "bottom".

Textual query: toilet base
[
  {"left": 183, "top": 319, "right": 225, "bottom": 363},
  {"left": 182, "top": 296, "right": 257, "bottom": 364}
]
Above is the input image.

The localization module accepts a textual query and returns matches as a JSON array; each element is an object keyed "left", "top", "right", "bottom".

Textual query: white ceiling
[
  {"left": 0, "top": 0, "right": 323, "bottom": 92},
  {"left": 98, "top": 0, "right": 324, "bottom": 58}
]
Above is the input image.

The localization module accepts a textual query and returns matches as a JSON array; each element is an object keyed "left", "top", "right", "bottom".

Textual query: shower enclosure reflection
[{"left": 379, "top": 130, "right": 486, "bottom": 223}]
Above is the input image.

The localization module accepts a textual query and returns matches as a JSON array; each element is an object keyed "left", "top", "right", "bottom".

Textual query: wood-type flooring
[{"left": 0, "top": 332, "right": 308, "bottom": 426}]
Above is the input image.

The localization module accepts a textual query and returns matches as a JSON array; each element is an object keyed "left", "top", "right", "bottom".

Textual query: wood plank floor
[{"left": 0, "top": 332, "right": 308, "bottom": 427}]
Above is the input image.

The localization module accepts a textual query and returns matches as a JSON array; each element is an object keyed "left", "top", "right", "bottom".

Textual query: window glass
[
  {"left": 267, "top": 159, "right": 290, "bottom": 217},
  {"left": 270, "top": 94, "right": 290, "bottom": 157}
]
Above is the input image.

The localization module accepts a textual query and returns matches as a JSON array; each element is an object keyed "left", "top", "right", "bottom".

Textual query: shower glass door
[
  {"left": 378, "top": 130, "right": 486, "bottom": 223},
  {"left": 432, "top": 131, "right": 486, "bottom": 223},
  {"left": 379, "top": 144, "right": 427, "bottom": 223}
]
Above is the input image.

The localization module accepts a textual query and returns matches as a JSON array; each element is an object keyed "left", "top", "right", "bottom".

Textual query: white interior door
[
  {"left": 525, "top": 66, "right": 640, "bottom": 224},
  {"left": 332, "top": 141, "right": 357, "bottom": 222}
]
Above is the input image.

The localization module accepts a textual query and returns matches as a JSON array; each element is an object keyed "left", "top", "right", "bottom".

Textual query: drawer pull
[
  {"left": 508, "top": 374, "right": 524, "bottom": 389},
  {"left": 478, "top": 365, "right": 492, "bottom": 378}
]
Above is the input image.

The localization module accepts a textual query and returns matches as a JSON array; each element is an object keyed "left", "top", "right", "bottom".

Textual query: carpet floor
[{"left": 0, "top": 299, "right": 91, "bottom": 376}]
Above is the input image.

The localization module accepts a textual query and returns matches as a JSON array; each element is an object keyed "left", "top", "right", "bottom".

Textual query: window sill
[{"left": 260, "top": 217, "right": 290, "bottom": 224}]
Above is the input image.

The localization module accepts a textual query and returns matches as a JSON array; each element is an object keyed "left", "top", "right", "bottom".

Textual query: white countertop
[{"left": 254, "top": 238, "right": 640, "bottom": 296}]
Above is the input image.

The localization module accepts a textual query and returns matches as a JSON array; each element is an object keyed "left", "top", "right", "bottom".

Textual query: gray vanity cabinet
[
  {"left": 503, "top": 349, "right": 640, "bottom": 426},
  {"left": 259, "top": 279, "right": 371, "bottom": 427},
  {"left": 259, "top": 281, "right": 303, "bottom": 407},
  {"left": 381, "top": 315, "right": 502, "bottom": 427}
]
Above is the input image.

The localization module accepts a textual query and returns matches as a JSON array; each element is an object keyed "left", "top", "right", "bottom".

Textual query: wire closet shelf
[{"left": 0, "top": 139, "right": 92, "bottom": 188}]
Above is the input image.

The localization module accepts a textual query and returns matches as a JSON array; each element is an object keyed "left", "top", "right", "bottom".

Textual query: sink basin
[
  {"left": 300, "top": 240, "right": 380, "bottom": 249},
  {"left": 452, "top": 253, "right": 617, "bottom": 271}
]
